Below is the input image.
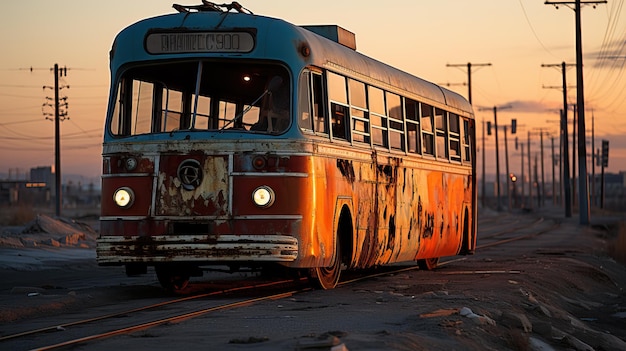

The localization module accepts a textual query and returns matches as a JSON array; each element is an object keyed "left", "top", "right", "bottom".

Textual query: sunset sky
[{"left": 1, "top": 0, "right": 625, "bottom": 184}]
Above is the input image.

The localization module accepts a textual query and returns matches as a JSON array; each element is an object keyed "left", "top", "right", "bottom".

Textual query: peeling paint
[
  {"left": 423, "top": 212, "right": 435, "bottom": 239},
  {"left": 156, "top": 155, "right": 229, "bottom": 216},
  {"left": 337, "top": 159, "right": 355, "bottom": 183}
]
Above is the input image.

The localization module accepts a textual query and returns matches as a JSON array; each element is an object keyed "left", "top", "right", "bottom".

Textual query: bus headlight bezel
[
  {"left": 252, "top": 185, "right": 275, "bottom": 208},
  {"left": 113, "top": 187, "right": 135, "bottom": 208}
]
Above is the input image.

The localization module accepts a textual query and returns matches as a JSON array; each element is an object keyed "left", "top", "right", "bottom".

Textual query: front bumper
[{"left": 96, "top": 234, "right": 299, "bottom": 265}]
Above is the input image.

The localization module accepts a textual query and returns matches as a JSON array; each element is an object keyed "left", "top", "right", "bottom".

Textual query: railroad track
[
  {"left": 0, "top": 278, "right": 310, "bottom": 350},
  {"left": 1, "top": 215, "right": 559, "bottom": 350}
]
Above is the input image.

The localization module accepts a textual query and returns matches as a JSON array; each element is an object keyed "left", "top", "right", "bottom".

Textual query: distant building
[
  {"left": 0, "top": 179, "right": 49, "bottom": 206},
  {"left": 0, "top": 166, "right": 100, "bottom": 208}
]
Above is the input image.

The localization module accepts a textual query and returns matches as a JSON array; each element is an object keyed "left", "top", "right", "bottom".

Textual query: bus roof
[{"left": 110, "top": 9, "right": 473, "bottom": 116}]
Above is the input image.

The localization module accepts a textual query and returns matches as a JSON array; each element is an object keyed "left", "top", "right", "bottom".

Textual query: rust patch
[
  {"left": 440, "top": 212, "right": 445, "bottom": 239},
  {"left": 387, "top": 214, "right": 396, "bottom": 251},
  {"left": 337, "top": 159, "right": 355, "bottom": 183},
  {"left": 157, "top": 155, "right": 229, "bottom": 216},
  {"left": 423, "top": 212, "right": 435, "bottom": 239}
]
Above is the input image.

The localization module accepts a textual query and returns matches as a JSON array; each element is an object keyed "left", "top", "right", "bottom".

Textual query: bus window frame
[
  {"left": 297, "top": 70, "right": 313, "bottom": 132},
  {"left": 448, "top": 112, "right": 462, "bottom": 163},
  {"left": 348, "top": 78, "right": 370, "bottom": 145},
  {"left": 421, "top": 103, "right": 435, "bottom": 157},
  {"left": 404, "top": 97, "right": 421, "bottom": 155},
  {"left": 327, "top": 71, "right": 350, "bottom": 142},
  {"left": 386, "top": 91, "right": 404, "bottom": 151},
  {"left": 435, "top": 107, "right": 448, "bottom": 160},
  {"left": 462, "top": 118, "right": 472, "bottom": 163},
  {"left": 369, "top": 86, "right": 388, "bottom": 148},
  {"left": 298, "top": 68, "right": 329, "bottom": 136}
]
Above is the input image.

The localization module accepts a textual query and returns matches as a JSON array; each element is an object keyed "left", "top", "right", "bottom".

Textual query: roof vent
[{"left": 301, "top": 25, "right": 356, "bottom": 50}]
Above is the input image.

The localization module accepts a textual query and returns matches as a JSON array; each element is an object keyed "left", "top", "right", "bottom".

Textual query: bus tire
[
  {"left": 155, "top": 265, "right": 190, "bottom": 293},
  {"left": 309, "top": 239, "right": 341, "bottom": 290},
  {"left": 417, "top": 257, "right": 439, "bottom": 270}
]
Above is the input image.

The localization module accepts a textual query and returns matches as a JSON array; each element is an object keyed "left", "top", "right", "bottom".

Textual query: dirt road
[{"left": 1, "top": 208, "right": 625, "bottom": 350}]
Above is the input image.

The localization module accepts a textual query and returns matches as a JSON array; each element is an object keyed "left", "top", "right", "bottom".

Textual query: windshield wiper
[{"left": 219, "top": 76, "right": 283, "bottom": 132}]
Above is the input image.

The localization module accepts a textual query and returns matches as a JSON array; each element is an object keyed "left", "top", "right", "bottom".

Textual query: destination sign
[{"left": 145, "top": 31, "right": 254, "bottom": 54}]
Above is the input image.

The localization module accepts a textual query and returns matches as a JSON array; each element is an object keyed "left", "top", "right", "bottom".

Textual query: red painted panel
[{"left": 101, "top": 176, "right": 153, "bottom": 217}]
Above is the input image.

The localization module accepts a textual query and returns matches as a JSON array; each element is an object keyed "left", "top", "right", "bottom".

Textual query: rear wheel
[
  {"left": 155, "top": 266, "right": 190, "bottom": 293},
  {"left": 309, "top": 240, "right": 341, "bottom": 290},
  {"left": 417, "top": 257, "right": 439, "bottom": 270}
]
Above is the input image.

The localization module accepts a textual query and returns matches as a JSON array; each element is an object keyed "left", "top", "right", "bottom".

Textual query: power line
[{"left": 517, "top": 0, "right": 558, "bottom": 59}]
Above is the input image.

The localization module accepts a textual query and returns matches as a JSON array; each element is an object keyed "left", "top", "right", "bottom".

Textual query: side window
[
  {"left": 462, "top": 118, "right": 472, "bottom": 162},
  {"left": 298, "top": 70, "right": 313, "bottom": 131},
  {"left": 111, "top": 79, "right": 162, "bottom": 136},
  {"left": 327, "top": 72, "right": 349, "bottom": 140},
  {"left": 435, "top": 108, "right": 447, "bottom": 160},
  {"left": 386, "top": 92, "right": 404, "bottom": 150},
  {"left": 349, "top": 79, "right": 369, "bottom": 144},
  {"left": 421, "top": 103, "right": 434, "bottom": 156},
  {"left": 405, "top": 98, "right": 420, "bottom": 154},
  {"left": 449, "top": 113, "right": 461, "bottom": 162},
  {"left": 311, "top": 72, "right": 327, "bottom": 134},
  {"left": 298, "top": 69, "right": 328, "bottom": 134},
  {"left": 369, "top": 86, "right": 388, "bottom": 147}
]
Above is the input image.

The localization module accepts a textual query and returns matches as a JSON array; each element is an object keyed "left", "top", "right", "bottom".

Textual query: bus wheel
[
  {"left": 417, "top": 257, "right": 439, "bottom": 270},
  {"left": 309, "top": 240, "right": 341, "bottom": 289},
  {"left": 155, "top": 266, "right": 190, "bottom": 293}
]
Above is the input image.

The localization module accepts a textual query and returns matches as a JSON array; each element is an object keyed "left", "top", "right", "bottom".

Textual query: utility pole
[
  {"left": 479, "top": 105, "right": 512, "bottom": 211},
  {"left": 560, "top": 109, "right": 570, "bottom": 214},
  {"left": 520, "top": 141, "right": 525, "bottom": 207},
  {"left": 545, "top": 0, "right": 605, "bottom": 224},
  {"left": 43, "top": 64, "right": 69, "bottom": 217},
  {"left": 572, "top": 104, "right": 577, "bottom": 207},
  {"left": 551, "top": 136, "right": 558, "bottom": 205},
  {"left": 541, "top": 62, "right": 574, "bottom": 217},
  {"left": 505, "top": 120, "right": 517, "bottom": 211},
  {"left": 526, "top": 130, "right": 533, "bottom": 208},
  {"left": 482, "top": 120, "right": 486, "bottom": 208},
  {"left": 537, "top": 129, "right": 546, "bottom": 206},
  {"left": 446, "top": 62, "right": 491, "bottom": 209},
  {"left": 446, "top": 62, "right": 492, "bottom": 105},
  {"left": 591, "top": 111, "right": 595, "bottom": 206},
  {"left": 534, "top": 154, "right": 540, "bottom": 207},
  {"left": 504, "top": 126, "right": 511, "bottom": 211},
  {"left": 532, "top": 128, "right": 554, "bottom": 207}
]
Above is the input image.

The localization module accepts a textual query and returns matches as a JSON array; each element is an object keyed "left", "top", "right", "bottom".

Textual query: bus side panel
[
  {"left": 341, "top": 157, "right": 473, "bottom": 268},
  {"left": 387, "top": 164, "right": 422, "bottom": 263},
  {"left": 417, "top": 171, "right": 468, "bottom": 259},
  {"left": 353, "top": 159, "right": 377, "bottom": 269},
  {"left": 305, "top": 155, "right": 341, "bottom": 268}
]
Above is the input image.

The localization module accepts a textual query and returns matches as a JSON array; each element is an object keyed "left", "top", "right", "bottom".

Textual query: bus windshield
[{"left": 109, "top": 61, "right": 290, "bottom": 137}]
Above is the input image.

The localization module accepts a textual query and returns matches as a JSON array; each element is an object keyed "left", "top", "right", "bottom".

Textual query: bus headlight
[
  {"left": 113, "top": 187, "right": 134, "bottom": 208},
  {"left": 252, "top": 186, "right": 275, "bottom": 208}
]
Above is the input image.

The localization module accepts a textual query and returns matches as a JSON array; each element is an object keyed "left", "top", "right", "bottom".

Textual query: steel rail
[
  {"left": 31, "top": 290, "right": 301, "bottom": 351},
  {"left": 0, "top": 278, "right": 305, "bottom": 342},
  {"left": 478, "top": 217, "right": 544, "bottom": 241}
]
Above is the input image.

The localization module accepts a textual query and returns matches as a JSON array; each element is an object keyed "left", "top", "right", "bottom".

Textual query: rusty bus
[{"left": 97, "top": 1, "right": 477, "bottom": 291}]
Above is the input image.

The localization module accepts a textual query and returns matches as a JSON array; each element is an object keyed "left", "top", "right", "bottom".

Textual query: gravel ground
[{"left": 0, "top": 208, "right": 625, "bottom": 350}]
